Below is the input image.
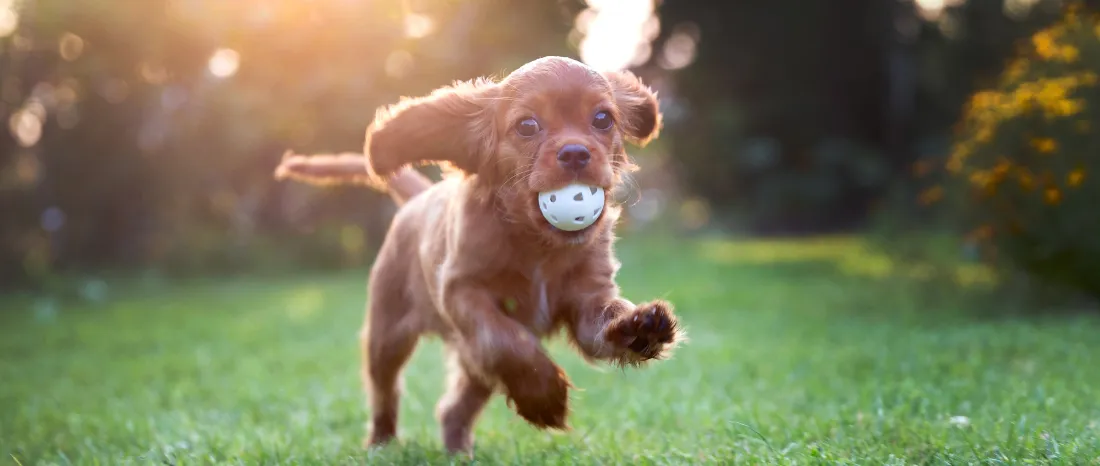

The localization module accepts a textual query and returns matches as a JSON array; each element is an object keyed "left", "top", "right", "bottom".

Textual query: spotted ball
[{"left": 537, "top": 183, "right": 606, "bottom": 232}]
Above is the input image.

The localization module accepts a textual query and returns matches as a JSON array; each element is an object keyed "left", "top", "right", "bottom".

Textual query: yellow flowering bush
[{"left": 946, "top": 5, "right": 1100, "bottom": 297}]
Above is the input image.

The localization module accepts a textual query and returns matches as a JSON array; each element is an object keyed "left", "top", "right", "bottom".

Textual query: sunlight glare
[
  {"left": 0, "top": 1, "right": 17, "bottom": 38},
  {"left": 574, "top": 0, "right": 658, "bottom": 72},
  {"left": 208, "top": 48, "right": 240, "bottom": 78},
  {"left": 914, "top": 0, "right": 965, "bottom": 21}
]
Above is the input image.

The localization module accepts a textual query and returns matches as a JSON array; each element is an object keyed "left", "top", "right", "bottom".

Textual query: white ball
[{"left": 538, "top": 183, "right": 606, "bottom": 231}]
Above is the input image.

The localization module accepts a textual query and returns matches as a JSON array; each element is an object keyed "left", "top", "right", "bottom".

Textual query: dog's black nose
[{"left": 557, "top": 144, "right": 591, "bottom": 171}]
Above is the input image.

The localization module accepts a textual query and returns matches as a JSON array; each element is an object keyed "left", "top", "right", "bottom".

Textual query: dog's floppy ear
[
  {"left": 365, "top": 78, "right": 499, "bottom": 177},
  {"left": 603, "top": 70, "right": 662, "bottom": 147}
]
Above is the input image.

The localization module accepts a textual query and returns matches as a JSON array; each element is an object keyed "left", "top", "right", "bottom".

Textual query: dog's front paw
[
  {"left": 498, "top": 354, "right": 572, "bottom": 430},
  {"left": 605, "top": 300, "right": 681, "bottom": 362}
]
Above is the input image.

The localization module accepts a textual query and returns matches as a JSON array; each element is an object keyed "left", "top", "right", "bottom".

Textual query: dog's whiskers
[{"left": 502, "top": 166, "right": 535, "bottom": 192}]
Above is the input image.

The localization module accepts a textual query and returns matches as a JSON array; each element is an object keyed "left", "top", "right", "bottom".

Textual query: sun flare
[{"left": 574, "top": 0, "right": 659, "bottom": 72}]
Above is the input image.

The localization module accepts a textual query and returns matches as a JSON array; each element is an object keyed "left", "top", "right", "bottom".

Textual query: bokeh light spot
[
  {"left": 59, "top": 32, "right": 85, "bottom": 61},
  {"left": 78, "top": 279, "right": 109, "bottom": 303},
  {"left": 915, "top": 0, "right": 965, "bottom": 21},
  {"left": 99, "top": 79, "right": 129, "bottom": 104},
  {"left": 56, "top": 107, "right": 79, "bottom": 129},
  {"left": 628, "top": 188, "right": 666, "bottom": 224},
  {"left": 658, "top": 23, "right": 700, "bottom": 70},
  {"left": 404, "top": 13, "right": 434, "bottom": 39},
  {"left": 937, "top": 14, "right": 959, "bottom": 39},
  {"left": 23, "top": 98, "right": 46, "bottom": 121},
  {"left": 40, "top": 207, "right": 66, "bottom": 233},
  {"left": 385, "top": 50, "right": 415, "bottom": 79},
  {"left": 14, "top": 151, "right": 40, "bottom": 185},
  {"left": 208, "top": 48, "right": 240, "bottom": 78},
  {"left": 11, "top": 32, "right": 31, "bottom": 51},
  {"left": 286, "top": 287, "right": 325, "bottom": 321},
  {"left": 679, "top": 197, "right": 711, "bottom": 230},
  {"left": 341, "top": 225, "right": 365, "bottom": 255},
  {"left": 1004, "top": 0, "right": 1040, "bottom": 20},
  {"left": 140, "top": 62, "right": 169, "bottom": 84},
  {"left": 9, "top": 107, "right": 43, "bottom": 147}
]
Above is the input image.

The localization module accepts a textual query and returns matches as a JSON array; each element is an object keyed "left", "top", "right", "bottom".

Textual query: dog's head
[{"left": 364, "top": 56, "right": 661, "bottom": 246}]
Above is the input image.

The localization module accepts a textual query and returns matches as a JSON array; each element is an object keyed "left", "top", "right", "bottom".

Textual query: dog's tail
[{"left": 273, "top": 151, "right": 432, "bottom": 206}]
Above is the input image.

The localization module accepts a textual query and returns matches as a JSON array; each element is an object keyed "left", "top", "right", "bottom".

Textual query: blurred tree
[
  {"left": 651, "top": 0, "right": 892, "bottom": 234},
  {"left": 877, "top": 0, "right": 1068, "bottom": 228},
  {"left": 651, "top": 0, "right": 1074, "bottom": 235},
  {"left": 0, "top": 0, "right": 580, "bottom": 288}
]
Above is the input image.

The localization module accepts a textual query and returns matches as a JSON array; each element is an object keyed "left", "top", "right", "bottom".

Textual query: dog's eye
[
  {"left": 515, "top": 118, "right": 541, "bottom": 137},
  {"left": 592, "top": 111, "right": 613, "bottom": 131}
]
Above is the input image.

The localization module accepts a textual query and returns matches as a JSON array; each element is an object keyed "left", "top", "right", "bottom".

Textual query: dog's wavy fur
[{"left": 274, "top": 56, "right": 683, "bottom": 455}]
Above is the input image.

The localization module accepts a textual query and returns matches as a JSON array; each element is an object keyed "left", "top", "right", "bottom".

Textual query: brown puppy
[{"left": 274, "top": 56, "right": 683, "bottom": 455}]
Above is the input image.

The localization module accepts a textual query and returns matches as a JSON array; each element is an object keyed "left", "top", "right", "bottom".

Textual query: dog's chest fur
[{"left": 487, "top": 261, "right": 565, "bottom": 336}]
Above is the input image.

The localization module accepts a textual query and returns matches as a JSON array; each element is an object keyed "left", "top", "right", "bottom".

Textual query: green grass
[{"left": 3, "top": 235, "right": 1100, "bottom": 465}]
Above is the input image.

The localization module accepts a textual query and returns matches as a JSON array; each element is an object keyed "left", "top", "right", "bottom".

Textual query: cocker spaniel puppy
[{"left": 274, "top": 56, "right": 683, "bottom": 455}]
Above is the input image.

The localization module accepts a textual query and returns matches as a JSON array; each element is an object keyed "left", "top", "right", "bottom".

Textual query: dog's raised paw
[
  {"left": 497, "top": 353, "right": 572, "bottom": 430},
  {"left": 606, "top": 300, "right": 680, "bottom": 361}
]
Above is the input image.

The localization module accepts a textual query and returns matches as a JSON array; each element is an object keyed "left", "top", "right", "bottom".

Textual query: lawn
[{"left": 3, "top": 235, "right": 1100, "bottom": 465}]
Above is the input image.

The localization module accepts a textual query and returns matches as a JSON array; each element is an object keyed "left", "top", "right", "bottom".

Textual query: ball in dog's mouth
[{"left": 537, "top": 183, "right": 605, "bottom": 232}]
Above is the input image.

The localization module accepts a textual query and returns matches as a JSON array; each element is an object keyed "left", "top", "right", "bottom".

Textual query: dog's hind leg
[
  {"left": 360, "top": 284, "right": 420, "bottom": 448},
  {"left": 436, "top": 348, "right": 493, "bottom": 455}
]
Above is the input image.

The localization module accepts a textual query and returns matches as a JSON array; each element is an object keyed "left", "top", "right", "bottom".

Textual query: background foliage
[
  {"left": 1, "top": 0, "right": 1098, "bottom": 304},
  {"left": 941, "top": 5, "right": 1100, "bottom": 299},
  {"left": 1, "top": 0, "right": 579, "bottom": 286}
]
